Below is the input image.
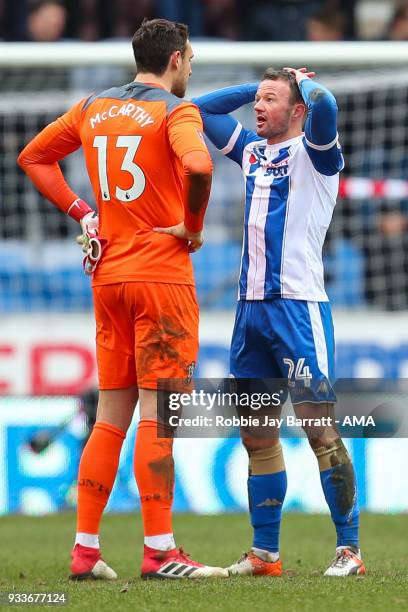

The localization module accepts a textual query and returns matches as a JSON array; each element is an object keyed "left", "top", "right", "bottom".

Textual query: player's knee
[
  {"left": 298, "top": 402, "right": 337, "bottom": 447},
  {"left": 247, "top": 441, "right": 285, "bottom": 475}
]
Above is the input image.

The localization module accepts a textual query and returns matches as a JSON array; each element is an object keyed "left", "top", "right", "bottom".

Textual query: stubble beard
[
  {"left": 171, "top": 77, "right": 187, "bottom": 98},
  {"left": 257, "top": 109, "right": 292, "bottom": 141}
]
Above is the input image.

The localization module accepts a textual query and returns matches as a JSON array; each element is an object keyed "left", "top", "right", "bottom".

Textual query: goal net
[{"left": 1, "top": 42, "right": 408, "bottom": 312}]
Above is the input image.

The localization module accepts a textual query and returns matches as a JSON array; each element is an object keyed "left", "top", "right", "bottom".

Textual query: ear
[
  {"left": 170, "top": 50, "right": 181, "bottom": 70},
  {"left": 292, "top": 103, "right": 306, "bottom": 120}
]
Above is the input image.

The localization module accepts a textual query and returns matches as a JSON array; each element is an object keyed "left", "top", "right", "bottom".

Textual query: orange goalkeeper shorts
[{"left": 93, "top": 282, "right": 199, "bottom": 390}]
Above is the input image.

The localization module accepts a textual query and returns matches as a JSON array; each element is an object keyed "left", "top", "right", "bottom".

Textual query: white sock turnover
[
  {"left": 145, "top": 533, "right": 176, "bottom": 551},
  {"left": 252, "top": 547, "right": 280, "bottom": 563},
  {"left": 75, "top": 532, "right": 100, "bottom": 549}
]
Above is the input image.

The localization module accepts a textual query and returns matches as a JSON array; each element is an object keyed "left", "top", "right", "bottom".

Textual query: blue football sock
[
  {"left": 248, "top": 471, "right": 287, "bottom": 553},
  {"left": 320, "top": 463, "right": 359, "bottom": 548}
]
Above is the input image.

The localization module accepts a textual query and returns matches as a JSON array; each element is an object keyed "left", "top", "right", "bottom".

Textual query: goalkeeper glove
[{"left": 72, "top": 202, "right": 107, "bottom": 276}]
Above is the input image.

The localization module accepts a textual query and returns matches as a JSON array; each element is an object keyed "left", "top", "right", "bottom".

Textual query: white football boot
[{"left": 324, "top": 546, "right": 366, "bottom": 576}]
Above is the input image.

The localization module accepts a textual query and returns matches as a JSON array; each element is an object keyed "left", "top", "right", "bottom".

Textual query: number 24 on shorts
[{"left": 283, "top": 357, "right": 312, "bottom": 386}]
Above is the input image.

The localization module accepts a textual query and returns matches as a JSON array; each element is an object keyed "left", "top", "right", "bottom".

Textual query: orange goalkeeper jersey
[{"left": 19, "top": 82, "right": 212, "bottom": 286}]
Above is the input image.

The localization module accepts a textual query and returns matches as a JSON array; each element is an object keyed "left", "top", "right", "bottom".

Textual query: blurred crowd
[{"left": 1, "top": 0, "right": 408, "bottom": 42}]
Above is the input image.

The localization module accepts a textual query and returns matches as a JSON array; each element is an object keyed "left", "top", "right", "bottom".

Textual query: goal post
[{"left": 1, "top": 40, "right": 408, "bottom": 66}]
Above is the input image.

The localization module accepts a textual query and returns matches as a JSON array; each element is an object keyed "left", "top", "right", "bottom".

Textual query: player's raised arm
[
  {"left": 287, "top": 68, "right": 344, "bottom": 176},
  {"left": 192, "top": 84, "right": 260, "bottom": 166},
  {"left": 155, "top": 102, "right": 213, "bottom": 252}
]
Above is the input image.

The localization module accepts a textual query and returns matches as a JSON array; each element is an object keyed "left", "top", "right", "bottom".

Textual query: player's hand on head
[
  {"left": 153, "top": 222, "right": 204, "bottom": 253},
  {"left": 283, "top": 67, "right": 316, "bottom": 82}
]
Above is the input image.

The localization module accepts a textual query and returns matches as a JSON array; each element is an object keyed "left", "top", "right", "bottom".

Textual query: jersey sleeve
[
  {"left": 192, "top": 84, "right": 260, "bottom": 167},
  {"left": 299, "top": 78, "right": 344, "bottom": 176},
  {"left": 166, "top": 102, "right": 213, "bottom": 233},
  {"left": 17, "top": 98, "right": 86, "bottom": 214},
  {"left": 167, "top": 102, "right": 211, "bottom": 161}
]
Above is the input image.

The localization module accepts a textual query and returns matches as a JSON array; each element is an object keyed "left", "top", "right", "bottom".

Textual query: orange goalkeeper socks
[
  {"left": 76, "top": 421, "right": 126, "bottom": 536},
  {"left": 134, "top": 419, "right": 174, "bottom": 538}
]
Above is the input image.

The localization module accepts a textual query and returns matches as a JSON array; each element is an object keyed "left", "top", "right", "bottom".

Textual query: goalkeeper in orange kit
[{"left": 18, "top": 18, "right": 228, "bottom": 580}]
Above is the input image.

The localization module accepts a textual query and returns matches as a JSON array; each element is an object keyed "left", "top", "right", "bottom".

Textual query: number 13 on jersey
[{"left": 93, "top": 135, "right": 146, "bottom": 202}]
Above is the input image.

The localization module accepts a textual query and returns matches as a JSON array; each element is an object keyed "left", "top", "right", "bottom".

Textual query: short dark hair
[
  {"left": 132, "top": 18, "right": 189, "bottom": 76},
  {"left": 261, "top": 68, "right": 304, "bottom": 105},
  {"left": 28, "top": 0, "right": 64, "bottom": 15}
]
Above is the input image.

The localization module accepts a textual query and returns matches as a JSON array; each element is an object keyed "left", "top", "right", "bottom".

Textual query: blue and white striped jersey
[
  {"left": 193, "top": 79, "right": 344, "bottom": 302},
  {"left": 228, "top": 130, "right": 341, "bottom": 301}
]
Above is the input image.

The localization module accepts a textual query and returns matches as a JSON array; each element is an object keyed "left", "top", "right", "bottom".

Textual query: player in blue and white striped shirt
[{"left": 193, "top": 68, "right": 365, "bottom": 577}]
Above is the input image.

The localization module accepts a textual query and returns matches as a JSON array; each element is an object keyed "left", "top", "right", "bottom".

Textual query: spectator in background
[
  {"left": 2, "top": 0, "right": 358, "bottom": 43},
  {"left": 154, "top": 0, "right": 204, "bottom": 37},
  {"left": 2, "top": 0, "right": 28, "bottom": 40},
  {"left": 204, "top": 0, "right": 239, "bottom": 40},
  {"left": 112, "top": 0, "right": 153, "bottom": 39},
  {"left": 334, "top": 0, "right": 355, "bottom": 39},
  {"left": 65, "top": 0, "right": 153, "bottom": 41},
  {"left": 236, "top": 0, "right": 355, "bottom": 41},
  {"left": 362, "top": 203, "right": 408, "bottom": 310},
  {"left": 331, "top": 134, "right": 408, "bottom": 309},
  {"left": 384, "top": 1, "right": 408, "bottom": 40},
  {"left": 306, "top": 7, "right": 345, "bottom": 40},
  {"left": 236, "top": 0, "right": 324, "bottom": 41},
  {"left": 27, "top": 0, "right": 67, "bottom": 42}
]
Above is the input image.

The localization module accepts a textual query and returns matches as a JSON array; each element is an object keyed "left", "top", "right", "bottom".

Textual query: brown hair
[
  {"left": 261, "top": 68, "right": 304, "bottom": 105},
  {"left": 132, "top": 18, "right": 189, "bottom": 76}
]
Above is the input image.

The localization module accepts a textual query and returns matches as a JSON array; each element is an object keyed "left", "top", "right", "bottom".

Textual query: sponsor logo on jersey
[
  {"left": 248, "top": 146, "right": 290, "bottom": 177},
  {"left": 264, "top": 148, "right": 290, "bottom": 177}
]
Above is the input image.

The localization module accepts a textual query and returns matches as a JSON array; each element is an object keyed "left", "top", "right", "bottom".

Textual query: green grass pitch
[{"left": 1, "top": 513, "right": 407, "bottom": 611}]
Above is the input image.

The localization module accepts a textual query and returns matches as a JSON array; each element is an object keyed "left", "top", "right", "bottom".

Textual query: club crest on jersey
[
  {"left": 248, "top": 146, "right": 267, "bottom": 174},
  {"left": 248, "top": 146, "right": 290, "bottom": 177}
]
